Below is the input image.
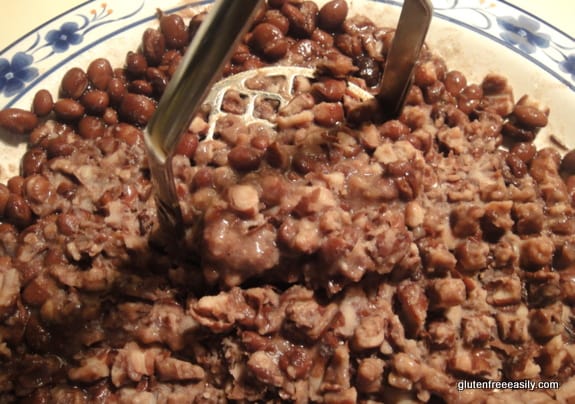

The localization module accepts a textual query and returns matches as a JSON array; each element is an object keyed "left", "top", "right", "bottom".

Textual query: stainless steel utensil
[
  {"left": 144, "top": 0, "right": 265, "bottom": 235},
  {"left": 145, "top": 0, "right": 432, "bottom": 235}
]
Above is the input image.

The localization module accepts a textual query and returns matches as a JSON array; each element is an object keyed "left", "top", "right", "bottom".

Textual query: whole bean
[
  {"left": 318, "top": 0, "right": 348, "bottom": 31},
  {"left": 0, "top": 108, "right": 38, "bottom": 134},
  {"left": 78, "top": 116, "right": 106, "bottom": 139},
  {"left": 142, "top": 28, "right": 166, "bottom": 66},
  {"left": 126, "top": 51, "right": 148, "bottom": 78},
  {"left": 24, "top": 175, "right": 52, "bottom": 204},
  {"left": 86, "top": 58, "right": 114, "bottom": 91},
  {"left": 32, "top": 90, "right": 54, "bottom": 117},
  {"left": 54, "top": 99, "right": 85, "bottom": 121},
  {"left": 560, "top": 150, "right": 575, "bottom": 175},
  {"left": 379, "top": 120, "right": 409, "bottom": 140},
  {"left": 21, "top": 148, "right": 47, "bottom": 177},
  {"left": 506, "top": 153, "right": 527, "bottom": 178},
  {"left": 355, "top": 55, "right": 381, "bottom": 87},
  {"left": 444, "top": 71, "right": 467, "bottom": 96},
  {"left": 513, "top": 104, "right": 548, "bottom": 128},
  {"left": 250, "top": 23, "right": 289, "bottom": 60},
  {"left": 119, "top": 93, "right": 156, "bottom": 126},
  {"left": 128, "top": 80, "right": 154, "bottom": 96},
  {"left": 60, "top": 67, "right": 89, "bottom": 99},
  {"left": 509, "top": 142, "right": 536, "bottom": 164},
  {"left": 175, "top": 132, "right": 199, "bottom": 158},
  {"left": 87, "top": 58, "right": 113, "bottom": 90},
  {"left": 81, "top": 90, "right": 109, "bottom": 115},
  {"left": 7, "top": 176, "right": 25, "bottom": 195},
  {"left": 0, "top": 184, "right": 9, "bottom": 217},
  {"left": 161, "top": 14, "right": 189, "bottom": 49},
  {"left": 57, "top": 212, "right": 80, "bottom": 236},
  {"left": 228, "top": 145, "right": 263, "bottom": 171},
  {"left": 5, "top": 194, "right": 32, "bottom": 228},
  {"left": 262, "top": 10, "right": 290, "bottom": 35},
  {"left": 107, "top": 77, "right": 127, "bottom": 105}
]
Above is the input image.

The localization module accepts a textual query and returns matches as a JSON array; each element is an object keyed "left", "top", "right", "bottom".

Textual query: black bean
[
  {"left": 21, "top": 148, "right": 47, "bottom": 177},
  {"left": 32, "top": 90, "right": 54, "bottom": 117},
  {"left": 119, "top": 93, "right": 156, "bottom": 126},
  {"left": 160, "top": 14, "right": 189, "bottom": 49},
  {"left": 318, "top": 0, "right": 348, "bottom": 31},
  {"left": 126, "top": 51, "right": 148, "bottom": 78},
  {"left": 5, "top": 194, "right": 33, "bottom": 228},
  {"left": 87, "top": 58, "right": 113, "bottom": 90},
  {"left": 355, "top": 55, "right": 380, "bottom": 87},
  {"left": 54, "top": 99, "right": 85, "bottom": 121},
  {"left": 60, "top": 67, "right": 89, "bottom": 99},
  {"left": 78, "top": 116, "right": 106, "bottom": 139},
  {"left": 249, "top": 23, "right": 289, "bottom": 61},
  {"left": 560, "top": 150, "right": 575, "bottom": 175},
  {"left": 142, "top": 28, "right": 166, "bottom": 66},
  {"left": 0, "top": 108, "right": 38, "bottom": 134},
  {"left": 80, "top": 90, "right": 110, "bottom": 115}
]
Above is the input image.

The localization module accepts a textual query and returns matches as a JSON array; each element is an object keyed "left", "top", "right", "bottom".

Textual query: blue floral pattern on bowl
[
  {"left": 0, "top": 52, "right": 38, "bottom": 97},
  {"left": 497, "top": 15, "right": 550, "bottom": 54},
  {"left": 45, "top": 22, "right": 84, "bottom": 53}
]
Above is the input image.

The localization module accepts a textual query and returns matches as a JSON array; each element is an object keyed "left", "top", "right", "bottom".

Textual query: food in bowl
[{"left": 0, "top": 0, "right": 574, "bottom": 402}]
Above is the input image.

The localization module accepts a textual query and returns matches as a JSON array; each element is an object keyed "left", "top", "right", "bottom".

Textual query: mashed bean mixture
[{"left": 0, "top": 1, "right": 575, "bottom": 402}]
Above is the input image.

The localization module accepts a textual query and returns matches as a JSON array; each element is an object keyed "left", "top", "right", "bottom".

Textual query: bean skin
[
  {"left": 0, "top": 108, "right": 38, "bottom": 134},
  {"left": 54, "top": 99, "right": 85, "bottom": 121},
  {"left": 32, "top": 90, "right": 54, "bottom": 117},
  {"left": 87, "top": 58, "right": 113, "bottom": 91},
  {"left": 60, "top": 67, "right": 89, "bottom": 99},
  {"left": 282, "top": 2, "right": 318, "bottom": 38}
]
